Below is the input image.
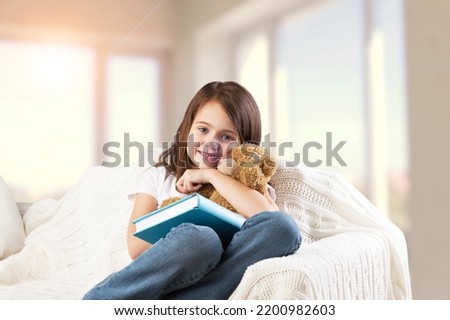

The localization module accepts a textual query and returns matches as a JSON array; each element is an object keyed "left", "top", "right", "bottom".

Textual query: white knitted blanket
[
  {"left": 0, "top": 160, "right": 412, "bottom": 299},
  {"left": 230, "top": 161, "right": 412, "bottom": 299}
]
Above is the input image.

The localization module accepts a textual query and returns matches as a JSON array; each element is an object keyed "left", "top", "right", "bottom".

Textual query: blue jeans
[{"left": 83, "top": 211, "right": 301, "bottom": 300}]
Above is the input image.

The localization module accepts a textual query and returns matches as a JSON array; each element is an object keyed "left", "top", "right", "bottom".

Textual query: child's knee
[
  {"left": 174, "top": 223, "right": 224, "bottom": 257},
  {"left": 252, "top": 211, "right": 301, "bottom": 253}
]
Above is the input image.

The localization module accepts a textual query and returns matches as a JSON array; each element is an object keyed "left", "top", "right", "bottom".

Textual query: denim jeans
[{"left": 83, "top": 211, "right": 301, "bottom": 300}]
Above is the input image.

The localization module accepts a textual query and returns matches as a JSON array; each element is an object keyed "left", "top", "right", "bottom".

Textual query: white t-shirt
[
  {"left": 128, "top": 166, "right": 187, "bottom": 208},
  {"left": 128, "top": 165, "right": 276, "bottom": 208}
]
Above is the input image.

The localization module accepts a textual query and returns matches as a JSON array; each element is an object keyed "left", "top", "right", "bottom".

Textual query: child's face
[{"left": 187, "top": 100, "right": 240, "bottom": 168}]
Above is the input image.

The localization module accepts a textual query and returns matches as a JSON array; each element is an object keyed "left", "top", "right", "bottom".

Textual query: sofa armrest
[{"left": 230, "top": 231, "right": 396, "bottom": 299}]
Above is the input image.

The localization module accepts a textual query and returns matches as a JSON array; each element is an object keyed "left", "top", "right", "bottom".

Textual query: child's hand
[{"left": 176, "top": 169, "right": 217, "bottom": 193}]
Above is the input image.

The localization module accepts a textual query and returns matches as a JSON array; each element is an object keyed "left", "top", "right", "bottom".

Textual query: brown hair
[{"left": 156, "top": 81, "right": 261, "bottom": 180}]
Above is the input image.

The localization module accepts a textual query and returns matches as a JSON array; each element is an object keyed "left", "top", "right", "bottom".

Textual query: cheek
[
  {"left": 188, "top": 131, "right": 205, "bottom": 144},
  {"left": 186, "top": 132, "right": 200, "bottom": 161},
  {"left": 187, "top": 132, "right": 201, "bottom": 149},
  {"left": 222, "top": 141, "right": 240, "bottom": 157}
]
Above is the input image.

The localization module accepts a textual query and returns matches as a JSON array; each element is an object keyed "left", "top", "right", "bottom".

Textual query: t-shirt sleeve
[
  {"left": 128, "top": 167, "right": 161, "bottom": 201},
  {"left": 128, "top": 166, "right": 187, "bottom": 207}
]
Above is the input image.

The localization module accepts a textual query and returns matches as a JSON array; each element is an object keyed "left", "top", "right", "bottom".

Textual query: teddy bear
[{"left": 160, "top": 143, "right": 277, "bottom": 212}]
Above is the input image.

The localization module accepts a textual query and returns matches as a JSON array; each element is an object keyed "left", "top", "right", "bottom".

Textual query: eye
[
  {"left": 221, "top": 134, "right": 235, "bottom": 141},
  {"left": 198, "top": 127, "right": 208, "bottom": 134}
]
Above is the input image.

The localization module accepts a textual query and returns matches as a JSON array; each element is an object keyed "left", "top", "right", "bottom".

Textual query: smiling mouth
[{"left": 199, "top": 151, "right": 221, "bottom": 163}]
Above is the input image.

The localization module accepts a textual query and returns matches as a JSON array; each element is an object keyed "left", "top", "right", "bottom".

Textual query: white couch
[{"left": 0, "top": 158, "right": 412, "bottom": 299}]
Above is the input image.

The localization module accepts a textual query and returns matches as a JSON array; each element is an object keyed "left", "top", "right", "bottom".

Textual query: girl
[{"left": 83, "top": 81, "right": 301, "bottom": 300}]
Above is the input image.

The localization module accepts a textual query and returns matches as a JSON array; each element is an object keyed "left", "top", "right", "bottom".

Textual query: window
[
  {"left": 105, "top": 55, "right": 160, "bottom": 166},
  {"left": 274, "top": 0, "right": 366, "bottom": 192},
  {"left": 235, "top": 29, "right": 270, "bottom": 137},
  {"left": 233, "top": 0, "right": 408, "bottom": 228},
  {"left": 0, "top": 41, "right": 160, "bottom": 203},
  {"left": 0, "top": 41, "right": 94, "bottom": 203}
]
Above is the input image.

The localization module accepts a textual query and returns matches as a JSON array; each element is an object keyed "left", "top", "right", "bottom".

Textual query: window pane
[
  {"left": 235, "top": 31, "right": 270, "bottom": 137},
  {"left": 373, "top": 0, "right": 409, "bottom": 228},
  {"left": 275, "top": 0, "right": 366, "bottom": 192},
  {"left": 0, "top": 41, "right": 94, "bottom": 203},
  {"left": 105, "top": 56, "right": 159, "bottom": 166}
]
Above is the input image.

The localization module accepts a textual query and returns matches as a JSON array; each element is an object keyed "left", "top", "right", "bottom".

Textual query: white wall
[{"left": 405, "top": 0, "right": 450, "bottom": 299}]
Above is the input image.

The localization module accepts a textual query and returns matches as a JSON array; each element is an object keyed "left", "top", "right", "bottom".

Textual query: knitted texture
[
  {"left": 0, "top": 164, "right": 139, "bottom": 299},
  {"left": 231, "top": 160, "right": 412, "bottom": 299},
  {"left": 0, "top": 160, "right": 412, "bottom": 299}
]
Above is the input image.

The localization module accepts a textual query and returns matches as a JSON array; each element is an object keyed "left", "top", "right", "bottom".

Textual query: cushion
[{"left": 0, "top": 176, "right": 26, "bottom": 260}]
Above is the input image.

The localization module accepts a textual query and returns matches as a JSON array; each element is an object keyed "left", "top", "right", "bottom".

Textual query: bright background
[{"left": 0, "top": 0, "right": 448, "bottom": 299}]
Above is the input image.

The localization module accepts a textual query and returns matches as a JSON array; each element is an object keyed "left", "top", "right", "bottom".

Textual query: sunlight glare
[
  {"left": 31, "top": 44, "right": 81, "bottom": 92},
  {"left": 0, "top": 41, "right": 94, "bottom": 203}
]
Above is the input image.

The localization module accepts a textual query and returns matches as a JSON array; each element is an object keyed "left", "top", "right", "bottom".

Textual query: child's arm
[
  {"left": 176, "top": 169, "right": 278, "bottom": 218},
  {"left": 127, "top": 193, "right": 158, "bottom": 259}
]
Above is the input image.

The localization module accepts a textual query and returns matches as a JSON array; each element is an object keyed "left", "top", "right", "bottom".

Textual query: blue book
[{"left": 133, "top": 193, "right": 246, "bottom": 248}]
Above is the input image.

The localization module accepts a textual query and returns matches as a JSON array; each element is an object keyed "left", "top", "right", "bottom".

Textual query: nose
[{"left": 203, "top": 141, "right": 221, "bottom": 154}]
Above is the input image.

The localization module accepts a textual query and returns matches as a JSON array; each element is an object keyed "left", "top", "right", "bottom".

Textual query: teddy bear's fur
[{"left": 160, "top": 143, "right": 276, "bottom": 212}]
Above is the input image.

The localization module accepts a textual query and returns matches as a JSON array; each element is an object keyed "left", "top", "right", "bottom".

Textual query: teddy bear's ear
[
  {"left": 259, "top": 147, "right": 277, "bottom": 177},
  {"left": 238, "top": 143, "right": 276, "bottom": 176},
  {"left": 238, "top": 143, "right": 260, "bottom": 164}
]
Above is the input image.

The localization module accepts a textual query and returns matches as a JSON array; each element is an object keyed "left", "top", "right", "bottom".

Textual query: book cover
[{"left": 133, "top": 193, "right": 246, "bottom": 247}]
